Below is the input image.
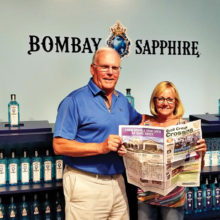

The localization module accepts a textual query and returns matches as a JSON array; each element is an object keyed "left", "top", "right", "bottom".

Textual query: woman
[{"left": 136, "top": 81, "right": 207, "bottom": 220}]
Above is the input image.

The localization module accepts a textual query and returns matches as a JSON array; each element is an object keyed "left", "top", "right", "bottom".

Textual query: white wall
[{"left": 1, "top": 0, "right": 220, "bottom": 123}]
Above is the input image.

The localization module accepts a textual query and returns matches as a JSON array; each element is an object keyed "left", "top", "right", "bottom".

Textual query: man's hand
[
  {"left": 99, "top": 135, "right": 122, "bottom": 154},
  {"left": 117, "top": 145, "right": 127, "bottom": 156}
]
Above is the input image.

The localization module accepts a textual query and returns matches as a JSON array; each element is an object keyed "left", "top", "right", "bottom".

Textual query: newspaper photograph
[{"left": 119, "top": 120, "right": 202, "bottom": 196}]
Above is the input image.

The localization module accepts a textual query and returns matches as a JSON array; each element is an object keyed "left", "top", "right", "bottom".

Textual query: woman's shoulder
[{"left": 140, "top": 115, "right": 156, "bottom": 126}]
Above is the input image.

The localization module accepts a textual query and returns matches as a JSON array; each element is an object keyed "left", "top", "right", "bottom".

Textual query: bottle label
[
  {"left": 33, "top": 161, "right": 40, "bottom": 182},
  {"left": 56, "top": 204, "right": 62, "bottom": 212},
  {"left": 56, "top": 159, "right": 63, "bottom": 180},
  {"left": 10, "top": 105, "right": 19, "bottom": 125},
  {"left": 9, "top": 210, "right": 16, "bottom": 218},
  {"left": 33, "top": 206, "right": 39, "bottom": 215},
  {"left": 22, "top": 208, "right": 28, "bottom": 216},
  {"left": 216, "top": 187, "right": 220, "bottom": 208},
  {"left": 196, "top": 189, "right": 203, "bottom": 210},
  {"left": 44, "top": 161, "right": 52, "bottom": 181},
  {"left": 45, "top": 205, "right": 51, "bottom": 214},
  {"left": 21, "top": 162, "right": 30, "bottom": 183},
  {"left": 0, "top": 164, "right": 6, "bottom": 185},
  {"left": 186, "top": 190, "right": 193, "bottom": 211},
  {"left": 9, "top": 163, "right": 18, "bottom": 184},
  {"left": 206, "top": 188, "right": 212, "bottom": 209},
  {"left": 0, "top": 210, "right": 4, "bottom": 218}
]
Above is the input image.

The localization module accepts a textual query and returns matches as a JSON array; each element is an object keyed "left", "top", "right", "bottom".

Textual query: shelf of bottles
[
  {"left": 0, "top": 189, "right": 64, "bottom": 219},
  {"left": 0, "top": 146, "right": 63, "bottom": 195},
  {"left": 184, "top": 114, "right": 220, "bottom": 220},
  {"left": 0, "top": 121, "right": 63, "bottom": 194},
  {"left": 0, "top": 121, "right": 65, "bottom": 219}
]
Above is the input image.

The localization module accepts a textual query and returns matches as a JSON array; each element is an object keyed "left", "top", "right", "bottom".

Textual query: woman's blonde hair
[{"left": 150, "top": 81, "right": 184, "bottom": 118}]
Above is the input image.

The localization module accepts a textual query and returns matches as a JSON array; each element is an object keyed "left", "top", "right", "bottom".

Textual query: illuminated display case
[
  {"left": 0, "top": 121, "right": 64, "bottom": 219},
  {"left": 184, "top": 114, "right": 220, "bottom": 220}
]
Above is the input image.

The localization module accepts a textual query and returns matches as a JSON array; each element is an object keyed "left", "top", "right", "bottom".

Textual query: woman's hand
[
  {"left": 117, "top": 144, "right": 127, "bottom": 156},
  {"left": 195, "top": 139, "right": 207, "bottom": 156},
  {"left": 195, "top": 138, "right": 207, "bottom": 169}
]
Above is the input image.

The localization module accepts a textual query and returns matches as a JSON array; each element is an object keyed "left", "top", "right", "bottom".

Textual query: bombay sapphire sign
[
  {"left": 27, "top": 21, "right": 200, "bottom": 58},
  {"left": 106, "top": 22, "right": 131, "bottom": 58}
]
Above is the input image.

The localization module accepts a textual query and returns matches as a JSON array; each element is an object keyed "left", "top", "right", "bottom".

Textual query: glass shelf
[
  {"left": 0, "top": 182, "right": 62, "bottom": 195},
  {"left": 185, "top": 210, "right": 220, "bottom": 220}
]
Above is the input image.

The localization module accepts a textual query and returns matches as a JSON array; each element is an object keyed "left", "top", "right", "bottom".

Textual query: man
[{"left": 53, "top": 47, "right": 143, "bottom": 220}]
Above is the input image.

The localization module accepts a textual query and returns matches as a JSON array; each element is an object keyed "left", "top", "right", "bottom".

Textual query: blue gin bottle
[
  {"left": 0, "top": 197, "right": 6, "bottom": 219},
  {"left": 0, "top": 151, "right": 7, "bottom": 186},
  {"left": 185, "top": 187, "right": 194, "bottom": 214},
  {"left": 8, "top": 150, "right": 19, "bottom": 186},
  {"left": 43, "top": 193, "right": 52, "bottom": 220},
  {"left": 31, "top": 194, "right": 41, "bottom": 220},
  {"left": 201, "top": 178, "right": 207, "bottom": 212},
  {"left": 126, "top": 88, "right": 134, "bottom": 107},
  {"left": 194, "top": 185, "right": 203, "bottom": 213},
  {"left": 8, "top": 196, "right": 17, "bottom": 220},
  {"left": 206, "top": 175, "right": 213, "bottom": 211},
  {"left": 55, "top": 155, "right": 63, "bottom": 182},
  {"left": 31, "top": 149, "right": 42, "bottom": 184},
  {"left": 55, "top": 192, "right": 64, "bottom": 220},
  {"left": 194, "top": 175, "right": 204, "bottom": 213},
  {"left": 8, "top": 94, "right": 20, "bottom": 127},
  {"left": 19, "top": 195, "right": 29, "bottom": 220},
  {"left": 20, "top": 149, "right": 30, "bottom": 185},
  {"left": 43, "top": 149, "right": 54, "bottom": 183}
]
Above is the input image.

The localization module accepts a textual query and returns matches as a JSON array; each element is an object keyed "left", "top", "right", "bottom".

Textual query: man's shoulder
[
  {"left": 59, "top": 84, "right": 89, "bottom": 107},
  {"left": 66, "top": 84, "right": 89, "bottom": 98}
]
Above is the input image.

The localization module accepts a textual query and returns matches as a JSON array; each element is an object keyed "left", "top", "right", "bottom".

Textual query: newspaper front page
[{"left": 119, "top": 120, "right": 202, "bottom": 196}]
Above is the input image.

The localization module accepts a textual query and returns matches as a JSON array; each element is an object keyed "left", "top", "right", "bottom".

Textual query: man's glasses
[
  {"left": 92, "top": 64, "right": 121, "bottom": 73},
  {"left": 155, "top": 97, "right": 175, "bottom": 104}
]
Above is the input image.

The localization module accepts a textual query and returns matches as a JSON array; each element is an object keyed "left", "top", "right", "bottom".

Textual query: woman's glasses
[{"left": 155, "top": 97, "right": 175, "bottom": 104}]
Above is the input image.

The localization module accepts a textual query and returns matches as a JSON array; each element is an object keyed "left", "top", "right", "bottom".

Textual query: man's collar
[{"left": 88, "top": 78, "right": 119, "bottom": 97}]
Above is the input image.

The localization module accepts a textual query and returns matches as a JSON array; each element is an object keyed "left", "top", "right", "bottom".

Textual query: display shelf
[
  {"left": 202, "top": 165, "right": 220, "bottom": 175},
  {"left": 0, "top": 120, "right": 64, "bottom": 219},
  {"left": 189, "top": 114, "right": 220, "bottom": 125},
  {"left": 0, "top": 120, "right": 52, "bottom": 134},
  {"left": 0, "top": 182, "right": 62, "bottom": 195},
  {"left": 0, "top": 120, "right": 53, "bottom": 145},
  {"left": 189, "top": 114, "right": 220, "bottom": 137},
  {"left": 0, "top": 120, "right": 53, "bottom": 157},
  {"left": 185, "top": 114, "right": 220, "bottom": 220},
  {"left": 184, "top": 210, "right": 220, "bottom": 220}
]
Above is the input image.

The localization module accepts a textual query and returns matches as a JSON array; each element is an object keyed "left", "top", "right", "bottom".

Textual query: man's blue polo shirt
[{"left": 54, "top": 78, "right": 142, "bottom": 175}]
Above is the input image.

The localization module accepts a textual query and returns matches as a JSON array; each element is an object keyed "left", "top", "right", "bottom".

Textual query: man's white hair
[{"left": 92, "top": 47, "right": 120, "bottom": 64}]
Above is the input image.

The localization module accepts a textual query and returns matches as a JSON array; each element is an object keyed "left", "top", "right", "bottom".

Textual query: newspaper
[{"left": 119, "top": 120, "right": 202, "bottom": 196}]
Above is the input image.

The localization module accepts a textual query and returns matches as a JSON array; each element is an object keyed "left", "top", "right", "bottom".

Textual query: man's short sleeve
[
  {"left": 53, "top": 97, "right": 79, "bottom": 140},
  {"left": 127, "top": 102, "right": 142, "bottom": 125}
]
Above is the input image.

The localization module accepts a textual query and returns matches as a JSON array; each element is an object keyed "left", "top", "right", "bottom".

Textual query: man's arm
[{"left": 53, "top": 135, "right": 122, "bottom": 157}]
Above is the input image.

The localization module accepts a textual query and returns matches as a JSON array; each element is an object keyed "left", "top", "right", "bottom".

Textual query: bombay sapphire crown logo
[{"left": 106, "top": 21, "right": 131, "bottom": 58}]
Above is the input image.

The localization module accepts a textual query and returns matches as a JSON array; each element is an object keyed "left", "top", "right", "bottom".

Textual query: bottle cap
[
  {"left": 126, "top": 88, "right": 131, "bottom": 95},
  {"left": 34, "top": 150, "right": 38, "bottom": 157},
  {"left": 11, "top": 151, "right": 15, "bottom": 158},
  {"left": 11, "top": 94, "right": 16, "bottom": 101},
  {"left": 23, "top": 150, "right": 27, "bottom": 158}
]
